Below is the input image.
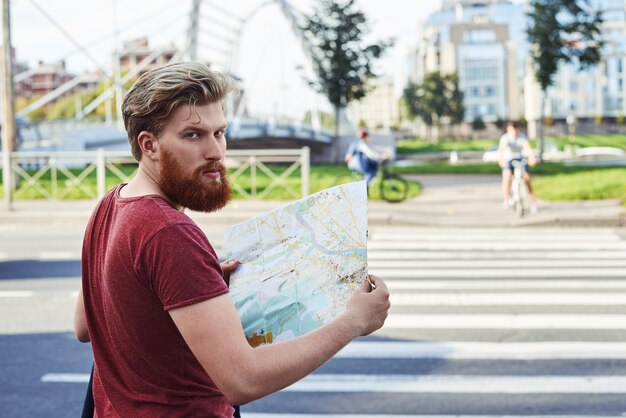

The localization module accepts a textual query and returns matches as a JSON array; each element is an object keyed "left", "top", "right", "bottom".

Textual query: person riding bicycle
[
  {"left": 498, "top": 121, "right": 538, "bottom": 213},
  {"left": 344, "top": 130, "right": 388, "bottom": 187}
]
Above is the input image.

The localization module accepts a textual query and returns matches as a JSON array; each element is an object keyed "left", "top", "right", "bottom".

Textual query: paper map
[{"left": 224, "top": 181, "right": 368, "bottom": 347}]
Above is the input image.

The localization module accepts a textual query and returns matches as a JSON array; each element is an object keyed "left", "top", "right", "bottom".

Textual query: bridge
[{"left": 7, "top": 0, "right": 356, "bottom": 160}]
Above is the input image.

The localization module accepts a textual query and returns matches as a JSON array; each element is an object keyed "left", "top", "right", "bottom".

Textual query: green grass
[
  {"left": 547, "top": 134, "right": 626, "bottom": 150},
  {"left": 392, "top": 160, "right": 626, "bottom": 205},
  {"left": 397, "top": 134, "right": 626, "bottom": 154},
  {"left": 397, "top": 137, "right": 498, "bottom": 154},
  {"left": 0, "top": 163, "right": 422, "bottom": 202},
  {"left": 533, "top": 167, "right": 626, "bottom": 203}
]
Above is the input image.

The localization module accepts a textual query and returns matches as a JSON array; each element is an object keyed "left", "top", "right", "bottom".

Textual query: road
[{"left": 2, "top": 225, "right": 626, "bottom": 417}]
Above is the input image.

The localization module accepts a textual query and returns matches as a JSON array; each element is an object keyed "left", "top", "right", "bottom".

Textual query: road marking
[
  {"left": 285, "top": 374, "right": 626, "bottom": 394},
  {"left": 391, "top": 292, "right": 626, "bottom": 305},
  {"left": 371, "top": 268, "right": 626, "bottom": 278},
  {"left": 41, "top": 373, "right": 89, "bottom": 383},
  {"left": 0, "top": 291, "right": 34, "bottom": 298},
  {"left": 370, "top": 232, "right": 621, "bottom": 242},
  {"left": 41, "top": 371, "right": 626, "bottom": 394},
  {"left": 337, "top": 341, "right": 626, "bottom": 360},
  {"left": 245, "top": 415, "right": 622, "bottom": 418},
  {"left": 368, "top": 250, "right": 626, "bottom": 260},
  {"left": 369, "top": 242, "right": 626, "bottom": 251},
  {"left": 385, "top": 279, "right": 626, "bottom": 290},
  {"left": 369, "top": 259, "right": 626, "bottom": 268},
  {"left": 384, "top": 314, "right": 626, "bottom": 329},
  {"left": 38, "top": 251, "right": 78, "bottom": 260}
]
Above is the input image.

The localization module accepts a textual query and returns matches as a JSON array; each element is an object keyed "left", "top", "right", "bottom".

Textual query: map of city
[{"left": 224, "top": 181, "right": 368, "bottom": 347}]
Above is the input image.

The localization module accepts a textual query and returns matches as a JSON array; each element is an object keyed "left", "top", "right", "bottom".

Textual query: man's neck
[{"left": 120, "top": 167, "right": 183, "bottom": 211}]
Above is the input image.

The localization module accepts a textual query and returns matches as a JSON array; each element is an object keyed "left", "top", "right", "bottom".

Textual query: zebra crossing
[{"left": 243, "top": 227, "right": 626, "bottom": 417}]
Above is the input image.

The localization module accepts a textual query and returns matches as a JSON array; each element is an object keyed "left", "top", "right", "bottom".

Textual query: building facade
[
  {"left": 413, "top": 0, "right": 626, "bottom": 135},
  {"left": 348, "top": 76, "right": 400, "bottom": 131},
  {"left": 523, "top": 0, "right": 625, "bottom": 136},
  {"left": 414, "top": 0, "right": 526, "bottom": 123}
]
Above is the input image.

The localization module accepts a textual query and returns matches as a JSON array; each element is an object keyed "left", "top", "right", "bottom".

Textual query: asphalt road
[{"left": 2, "top": 224, "right": 626, "bottom": 417}]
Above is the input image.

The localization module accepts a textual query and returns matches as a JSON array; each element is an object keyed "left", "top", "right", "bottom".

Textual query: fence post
[
  {"left": 301, "top": 146, "right": 310, "bottom": 197},
  {"left": 250, "top": 155, "right": 257, "bottom": 198},
  {"left": 1, "top": 151, "right": 11, "bottom": 210},
  {"left": 97, "top": 148, "right": 106, "bottom": 198}
]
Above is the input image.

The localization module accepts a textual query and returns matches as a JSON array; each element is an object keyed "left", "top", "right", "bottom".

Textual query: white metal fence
[{"left": 0, "top": 147, "right": 310, "bottom": 210}]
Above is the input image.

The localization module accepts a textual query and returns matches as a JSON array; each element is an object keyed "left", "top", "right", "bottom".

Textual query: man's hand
[
  {"left": 220, "top": 260, "right": 240, "bottom": 287},
  {"left": 345, "top": 275, "right": 390, "bottom": 337}
]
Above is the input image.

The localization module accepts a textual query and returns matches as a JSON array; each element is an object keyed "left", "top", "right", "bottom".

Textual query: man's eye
[
  {"left": 186, "top": 132, "right": 200, "bottom": 139},
  {"left": 215, "top": 130, "right": 225, "bottom": 138}
]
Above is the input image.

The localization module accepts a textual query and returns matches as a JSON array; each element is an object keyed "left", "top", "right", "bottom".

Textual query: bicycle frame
[{"left": 510, "top": 159, "right": 529, "bottom": 217}]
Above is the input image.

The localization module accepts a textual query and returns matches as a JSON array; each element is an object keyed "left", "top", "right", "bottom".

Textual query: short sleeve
[{"left": 138, "top": 223, "right": 229, "bottom": 311}]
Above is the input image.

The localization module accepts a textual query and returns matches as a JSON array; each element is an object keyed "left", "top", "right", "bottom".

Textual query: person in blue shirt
[{"left": 344, "top": 130, "right": 387, "bottom": 187}]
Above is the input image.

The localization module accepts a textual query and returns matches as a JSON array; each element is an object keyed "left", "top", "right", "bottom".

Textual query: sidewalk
[{"left": 1, "top": 174, "right": 624, "bottom": 229}]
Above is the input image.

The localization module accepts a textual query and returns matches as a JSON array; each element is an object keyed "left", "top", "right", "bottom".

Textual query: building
[
  {"left": 524, "top": 0, "right": 626, "bottom": 133},
  {"left": 348, "top": 77, "right": 400, "bottom": 131},
  {"left": 413, "top": 0, "right": 626, "bottom": 136},
  {"left": 413, "top": 0, "right": 527, "bottom": 124},
  {"left": 118, "top": 37, "right": 178, "bottom": 74}
]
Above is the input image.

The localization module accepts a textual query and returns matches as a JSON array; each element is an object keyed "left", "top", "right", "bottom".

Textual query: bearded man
[{"left": 73, "top": 62, "right": 389, "bottom": 418}]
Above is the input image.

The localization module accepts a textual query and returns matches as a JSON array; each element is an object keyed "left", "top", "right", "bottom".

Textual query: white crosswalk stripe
[{"left": 243, "top": 227, "right": 626, "bottom": 416}]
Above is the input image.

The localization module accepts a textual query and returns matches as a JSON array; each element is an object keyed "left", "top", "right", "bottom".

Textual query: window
[
  {"left": 463, "top": 29, "right": 496, "bottom": 43},
  {"left": 485, "top": 85, "right": 497, "bottom": 97}
]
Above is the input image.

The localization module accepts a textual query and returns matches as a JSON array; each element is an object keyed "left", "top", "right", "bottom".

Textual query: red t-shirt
[{"left": 82, "top": 184, "right": 233, "bottom": 417}]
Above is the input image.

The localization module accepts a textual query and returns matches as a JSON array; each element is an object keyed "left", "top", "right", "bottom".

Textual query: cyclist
[
  {"left": 344, "top": 130, "right": 388, "bottom": 187},
  {"left": 498, "top": 121, "right": 538, "bottom": 213}
]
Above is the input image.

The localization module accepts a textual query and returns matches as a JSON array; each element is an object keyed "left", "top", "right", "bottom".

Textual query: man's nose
[{"left": 204, "top": 138, "right": 224, "bottom": 160}]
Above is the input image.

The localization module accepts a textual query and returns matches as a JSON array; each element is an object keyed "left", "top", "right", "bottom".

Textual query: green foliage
[
  {"left": 471, "top": 116, "right": 486, "bottom": 131},
  {"left": 302, "top": 110, "right": 336, "bottom": 130},
  {"left": 494, "top": 117, "right": 507, "bottom": 130},
  {"left": 358, "top": 119, "right": 367, "bottom": 129},
  {"left": 402, "top": 72, "right": 464, "bottom": 127},
  {"left": 302, "top": 0, "right": 394, "bottom": 111},
  {"left": 526, "top": 0, "right": 604, "bottom": 93}
]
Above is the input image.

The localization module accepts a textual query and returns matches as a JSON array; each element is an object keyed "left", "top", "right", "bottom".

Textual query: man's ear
[{"left": 137, "top": 131, "right": 160, "bottom": 161}]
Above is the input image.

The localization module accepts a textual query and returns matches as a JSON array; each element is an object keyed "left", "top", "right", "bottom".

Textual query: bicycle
[
  {"left": 334, "top": 160, "right": 408, "bottom": 203},
  {"left": 509, "top": 158, "right": 529, "bottom": 217}
]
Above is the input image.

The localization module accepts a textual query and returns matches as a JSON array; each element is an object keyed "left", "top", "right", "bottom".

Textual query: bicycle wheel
[
  {"left": 513, "top": 179, "right": 525, "bottom": 217},
  {"left": 380, "top": 174, "right": 408, "bottom": 203}
]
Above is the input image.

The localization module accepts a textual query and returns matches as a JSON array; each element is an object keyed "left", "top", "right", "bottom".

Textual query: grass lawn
[
  {"left": 392, "top": 160, "right": 626, "bottom": 205},
  {"left": 397, "top": 137, "right": 498, "bottom": 154},
  {"left": 398, "top": 134, "right": 626, "bottom": 154},
  {"left": 0, "top": 163, "right": 422, "bottom": 202},
  {"left": 547, "top": 134, "right": 626, "bottom": 150}
]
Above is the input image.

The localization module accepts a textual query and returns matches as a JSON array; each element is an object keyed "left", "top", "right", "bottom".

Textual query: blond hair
[{"left": 122, "top": 62, "right": 235, "bottom": 161}]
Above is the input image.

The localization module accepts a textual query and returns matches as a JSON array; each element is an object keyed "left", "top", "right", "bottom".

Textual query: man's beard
[{"left": 158, "top": 148, "right": 232, "bottom": 213}]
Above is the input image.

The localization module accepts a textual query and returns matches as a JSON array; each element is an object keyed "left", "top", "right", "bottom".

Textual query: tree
[
  {"left": 527, "top": 0, "right": 603, "bottom": 159},
  {"left": 302, "top": 0, "right": 393, "bottom": 161},
  {"left": 402, "top": 72, "right": 464, "bottom": 140},
  {"left": 471, "top": 116, "right": 486, "bottom": 132}
]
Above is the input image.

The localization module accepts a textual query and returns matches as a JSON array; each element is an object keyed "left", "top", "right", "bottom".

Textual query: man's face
[
  {"left": 156, "top": 102, "right": 232, "bottom": 212},
  {"left": 507, "top": 124, "right": 518, "bottom": 136}
]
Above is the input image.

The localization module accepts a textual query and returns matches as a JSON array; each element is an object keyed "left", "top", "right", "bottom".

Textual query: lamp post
[{"left": 1, "top": 0, "right": 16, "bottom": 210}]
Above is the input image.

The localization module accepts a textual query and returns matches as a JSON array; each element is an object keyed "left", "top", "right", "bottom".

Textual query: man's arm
[
  {"left": 169, "top": 275, "right": 389, "bottom": 405},
  {"left": 498, "top": 135, "right": 507, "bottom": 168},
  {"left": 523, "top": 141, "right": 537, "bottom": 166},
  {"left": 74, "top": 287, "right": 90, "bottom": 343}
]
